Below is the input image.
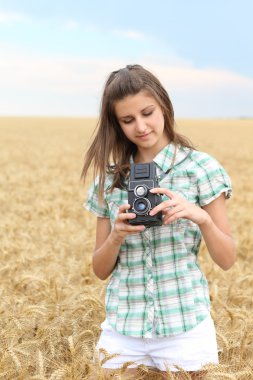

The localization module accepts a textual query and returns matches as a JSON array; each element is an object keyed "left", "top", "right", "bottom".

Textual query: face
[{"left": 114, "top": 91, "right": 169, "bottom": 160}]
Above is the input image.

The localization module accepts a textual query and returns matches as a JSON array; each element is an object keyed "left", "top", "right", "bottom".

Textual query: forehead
[{"left": 114, "top": 90, "right": 159, "bottom": 117}]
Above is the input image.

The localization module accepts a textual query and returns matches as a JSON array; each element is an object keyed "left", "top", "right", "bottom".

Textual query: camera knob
[{"left": 134, "top": 185, "right": 148, "bottom": 197}]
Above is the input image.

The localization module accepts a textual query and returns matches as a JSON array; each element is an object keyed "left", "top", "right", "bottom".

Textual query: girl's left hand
[{"left": 149, "top": 188, "right": 210, "bottom": 226}]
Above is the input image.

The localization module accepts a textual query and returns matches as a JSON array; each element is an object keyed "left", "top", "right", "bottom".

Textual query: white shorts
[{"left": 96, "top": 314, "right": 219, "bottom": 372}]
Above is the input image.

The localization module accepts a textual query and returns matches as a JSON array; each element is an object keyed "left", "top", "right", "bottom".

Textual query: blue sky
[{"left": 0, "top": 0, "right": 252, "bottom": 118}]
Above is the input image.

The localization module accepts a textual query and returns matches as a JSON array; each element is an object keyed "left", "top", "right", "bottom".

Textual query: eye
[
  {"left": 143, "top": 110, "right": 153, "bottom": 117},
  {"left": 122, "top": 118, "right": 133, "bottom": 125}
]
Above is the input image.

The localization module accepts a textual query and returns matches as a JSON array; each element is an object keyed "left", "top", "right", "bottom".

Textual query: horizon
[{"left": 1, "top": 115, "right": 252, "bottom": 121}]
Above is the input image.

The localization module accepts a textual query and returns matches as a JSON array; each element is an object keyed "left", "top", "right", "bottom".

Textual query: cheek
[
  {"left": 161, "top": 116, "right": 166, "bottom": 131},
  {"left": 120, "top": 125, "right": 133, "bottom": 140},
  {"left": 159, "top": 112, "right": 165, "bottom": 125},
  {"left": 151, "top": 109, "right": 165, "bottom": 125}
]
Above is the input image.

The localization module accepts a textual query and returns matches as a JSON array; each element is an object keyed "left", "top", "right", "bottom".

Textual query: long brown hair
[{"left": 81, "top": 64, "right": 194, "bottom": 198}]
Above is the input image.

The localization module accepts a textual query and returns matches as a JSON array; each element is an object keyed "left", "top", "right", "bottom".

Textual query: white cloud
[
  {"left": 0, "top": 11, "right": 27, "bottom": 23},
  {"left": 0, "top": 51, "right": 118, "bottom": 94},
  {"left": 149, "top": 64, "right": 253, "bottom": 117},
  {"left": 64, "top": 19, "right": 80, "bottom": 30},
  {"left": 113, "top": 29, "right": 146, "bottom": 40},
  {"left": 150, "top": 63, "right": 253, "bottom": 90},
  {"left": 0, "top": 46, "right": 252, "bottom": 117}
]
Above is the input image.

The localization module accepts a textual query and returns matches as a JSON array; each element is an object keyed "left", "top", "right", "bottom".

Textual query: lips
[{"left": 137, "top": 132, "right": 151, "bottom": 140}]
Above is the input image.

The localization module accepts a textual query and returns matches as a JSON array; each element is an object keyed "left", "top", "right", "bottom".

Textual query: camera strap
[
  {"left": 157, "top": 146, "right": 193, "bottom": 182},
  {"left": 119, "top": 146, "right": 193, "bottom": 188}
]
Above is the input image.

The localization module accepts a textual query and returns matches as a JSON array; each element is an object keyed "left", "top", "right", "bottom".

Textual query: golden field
[{"left": 0, "top": 117, "right": 253, "bottom": 379}]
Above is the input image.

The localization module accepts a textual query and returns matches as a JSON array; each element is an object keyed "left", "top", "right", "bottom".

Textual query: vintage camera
[{"left": 128, "top": 162, "right": 163, "bottom": 227}]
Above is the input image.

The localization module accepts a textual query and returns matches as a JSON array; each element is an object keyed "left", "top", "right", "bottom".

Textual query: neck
[
  {"left": 134, "top": 137, "right": 170, "bottom": 164},
  {"left": 134, "top": 150, "right": 157, "bottom": 164}
]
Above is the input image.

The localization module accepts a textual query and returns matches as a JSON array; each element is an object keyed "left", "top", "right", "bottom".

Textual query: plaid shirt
[{"left": 85, "top": 143, "right": 232, "bottom": 338}]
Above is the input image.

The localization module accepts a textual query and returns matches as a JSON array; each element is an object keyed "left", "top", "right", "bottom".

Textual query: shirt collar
[
  {"left": 153, "top": 142, "right": 191, "bottom": 173},
  {"left": 130, "top": 142, "right": 192, "bottom": 173}
]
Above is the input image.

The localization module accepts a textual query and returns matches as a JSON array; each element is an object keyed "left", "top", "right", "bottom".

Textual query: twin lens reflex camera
[{"left": 127, "top": 162, "right": 163, "bottom": 227}]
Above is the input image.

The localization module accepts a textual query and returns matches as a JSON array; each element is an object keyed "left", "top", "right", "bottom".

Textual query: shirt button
[
  {"left": 144, "top": 330, "right": 152, "bottom": 339},
  {"left": 148, "top": 309, "right": 154, "bottom": 323},
  {"left": 146, "top": 256, "right": 152, "bottom": 267}
]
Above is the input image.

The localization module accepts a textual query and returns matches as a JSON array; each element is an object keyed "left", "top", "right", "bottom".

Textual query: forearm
[
  {"left": 199, "top": 213, "right": 236, "bottom": 270},
  {"left": 149, "top": 188, "right": 235, "bottom": 270},
  {"left": 93, "top": 231, "right": 124, "bottom": 280},
  {"left": 92, "top": 205, "right": 145, "bottom": 280}
]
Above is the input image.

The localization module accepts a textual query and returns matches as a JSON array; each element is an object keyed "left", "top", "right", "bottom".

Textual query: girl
[{"left": 81, "top": 65, "right": 236, "bottom": 379}]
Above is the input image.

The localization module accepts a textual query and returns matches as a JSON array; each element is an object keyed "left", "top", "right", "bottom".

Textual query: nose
[{"left": 135, "top": 117, "right": 147, "bottom": 134}]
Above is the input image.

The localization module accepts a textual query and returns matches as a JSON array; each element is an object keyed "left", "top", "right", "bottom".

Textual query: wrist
[
  {"left": 198, "top": 209, "right": 213, "bottom": 227},
  {"left": 109, "top": 230, "right": 125, "bottom": 246}
]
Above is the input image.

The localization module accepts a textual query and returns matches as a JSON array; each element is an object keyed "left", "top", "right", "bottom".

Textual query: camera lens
[
  {"left": 136, "top": 201, "right": 146, "bottom": 211},
  {"left": 133, "top": 197, "right": 151, "bottom": 215},
  {"left": 134, "top": 185, "right": 148, "bottom": 197}
]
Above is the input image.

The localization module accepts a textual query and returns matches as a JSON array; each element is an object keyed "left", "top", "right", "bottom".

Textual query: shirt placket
[{"left": 143, "top": 228, "right": 154, "bottom": 338}]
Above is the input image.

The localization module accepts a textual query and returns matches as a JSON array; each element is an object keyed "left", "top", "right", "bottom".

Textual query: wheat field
[{"left": 0, "top": 117, "right": 252, "bottom": 379}]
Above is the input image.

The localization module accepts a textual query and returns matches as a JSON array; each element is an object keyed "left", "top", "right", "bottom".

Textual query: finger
[
  {"left": 118, "top": 203, "right": 131, "bottom": 213},
  {"left": 129, "top": 225, "right": 146, "bottom": 232},
  {"left": 116, "top": 222, "right": 145, "bottom": 233},
  {"left": 118, "top": 212, "right": 136, "bottom": 221},
  {"left": 149, "top": 202, "right": 170, "bottom": 216},
  {"left": 149, "top": 199, "right": 178, "bottom": 216},
  {"left": 165, "top": 204, "right": 184, "bottom": 217},
  {"left": 164, "top": 210, "right": 186, "bottom": 225},
  {"left": 149, "top": 187, "right": 175, "bottom": 198},
  {"left": 117, "top": 204, "right": 135, "bottom": 220}
]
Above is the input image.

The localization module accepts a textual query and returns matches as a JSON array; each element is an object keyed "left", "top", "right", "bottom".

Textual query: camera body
[{"left": 128, "top": 162, "right": 163, "bottom": 227}]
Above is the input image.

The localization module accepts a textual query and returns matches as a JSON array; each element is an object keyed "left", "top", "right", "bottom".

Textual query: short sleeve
[
  {"left": 84, "top": 178, "right": 110, "bottom": 218},
  {"left": 197, "top": 154, "right": 232, "bottom": 207}
]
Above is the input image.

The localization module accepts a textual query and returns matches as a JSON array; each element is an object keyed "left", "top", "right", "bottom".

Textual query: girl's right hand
[{"left": 110, "top": 203, "right": 145, "bottom": 244}]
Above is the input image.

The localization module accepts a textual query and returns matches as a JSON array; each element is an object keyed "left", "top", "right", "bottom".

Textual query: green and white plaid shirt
[{"left": 85, "top": 143, "right": 232, "bottom": 338}]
